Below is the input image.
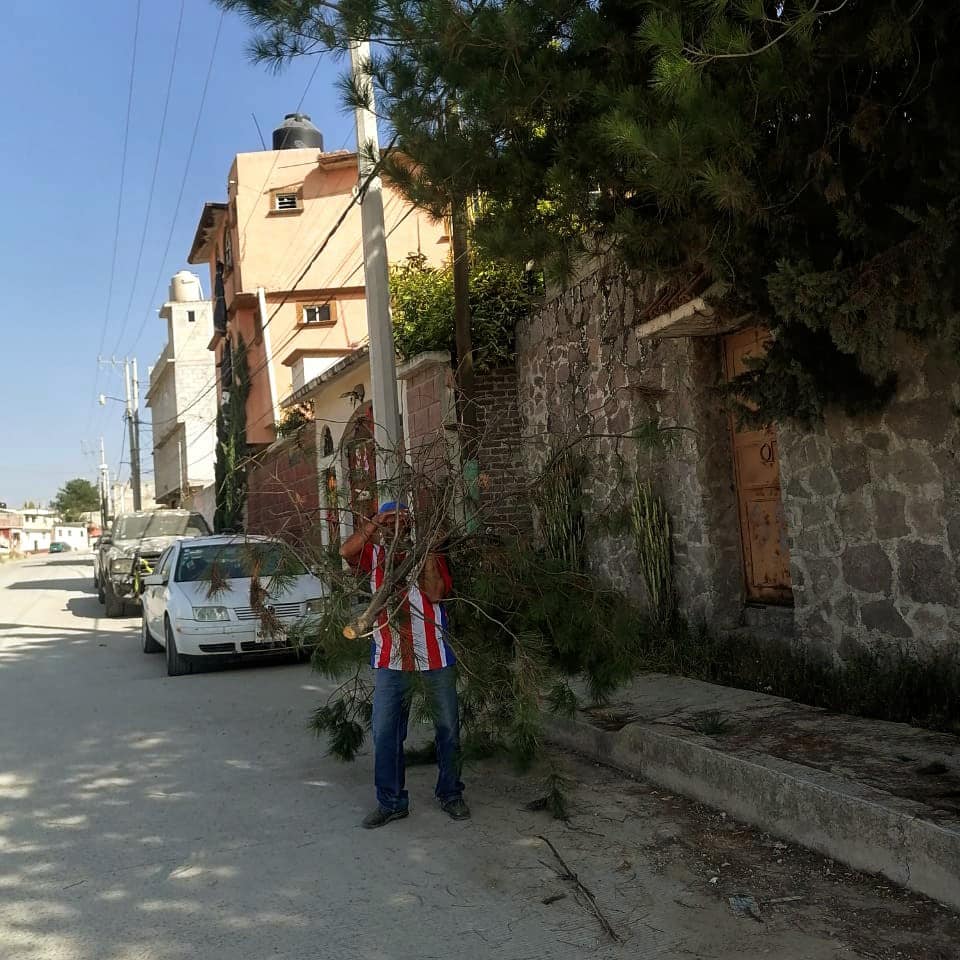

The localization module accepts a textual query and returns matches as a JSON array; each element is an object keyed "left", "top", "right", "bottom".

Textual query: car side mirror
[{"left": 142, "top": 573, "right": 167, "bottom": 587}]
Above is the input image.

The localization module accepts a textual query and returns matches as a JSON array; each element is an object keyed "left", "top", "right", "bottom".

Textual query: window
[
  {"left": 175, "top": 542, "right": 305, "bottom": 582},
  {"left": 115, "top": 513, "right": 210, "bottom": 540},
  {"left": 187, "top": 310, "right": 196, "bottom": 323},
  {"left": 223, "top": 230, "right": 234, "bottom": 270},
  {"left": 270, "top": 188, "right": 302, "bottom": 213},
  {"left": 298, "top": 302, "right": 335, "bottom": 326}
]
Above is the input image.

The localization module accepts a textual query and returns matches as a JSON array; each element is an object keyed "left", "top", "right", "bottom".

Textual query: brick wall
[
  {"left": 404, "top": 363, "right": 448, "bottom": 456},
  {"left": 246, "top": 430, "right": 321, "bottom": 551},
  {"left": 398, "top": 352, "right": 534, "bottom": 535},
  {"left": 474, "top": 366, "right": 533, "bottom": 534}
]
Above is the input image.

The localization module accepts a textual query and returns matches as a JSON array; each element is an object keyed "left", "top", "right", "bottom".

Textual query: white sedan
[{"left": 140, "top": 535, "right": 327, "bottom": 676}]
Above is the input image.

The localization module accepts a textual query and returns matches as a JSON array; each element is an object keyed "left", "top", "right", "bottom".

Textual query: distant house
[
  {"left": 145, "top": 271, "right": 217, "bottom": 526},
  {"left": 0, "top": 509, "right": 23, "bottom": 552},
  {"left": 21, "top": 508, "right": 56, "bottom": 553},
  {"left": 52, "top": 524, "right": 88, "bottom": 550}
]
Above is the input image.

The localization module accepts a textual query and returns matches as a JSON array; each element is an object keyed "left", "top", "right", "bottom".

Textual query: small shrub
[{"left": 691, "top": 710, "right": 733, "bottom": 736}]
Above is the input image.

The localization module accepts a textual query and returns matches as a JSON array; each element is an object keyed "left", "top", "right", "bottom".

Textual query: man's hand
[{"left": 338, "top": 508, "right": 410, "bottom": 562}]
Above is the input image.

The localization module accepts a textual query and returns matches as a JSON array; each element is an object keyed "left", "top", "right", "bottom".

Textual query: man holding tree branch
[{"left": 340, "top": 502, "right": 469, "bottom": 828}]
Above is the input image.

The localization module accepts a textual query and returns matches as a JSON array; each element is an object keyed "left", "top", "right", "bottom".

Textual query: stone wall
[
  {"left": 515, "top": 262, "right": 960, "bottom": 657},
  {"left": 779, "top": 339, "right": 960, "bottom": 656},
  {"left": 515, "top": 267, "right": 744, "bottom": 627}
]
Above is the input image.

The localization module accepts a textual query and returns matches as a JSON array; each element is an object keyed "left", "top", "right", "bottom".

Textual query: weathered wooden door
[{"left": 723, "top": 327, "right": 793, "bottom": 605}]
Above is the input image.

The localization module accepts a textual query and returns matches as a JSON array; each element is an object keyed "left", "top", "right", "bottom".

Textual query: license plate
[{"left": 256, "top": 627, "right": 287, "bottom": 646}]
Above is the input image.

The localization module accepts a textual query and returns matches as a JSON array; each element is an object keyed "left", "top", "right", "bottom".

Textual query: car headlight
[
  {"left": 305, "top": 598, "right": 325, "bottom": 615},
  {"left": 110, "top": 556, "right": 134, "bottom": 575},
  {"left": 193, "top": 606, "right": 230, "bottom": 622}
]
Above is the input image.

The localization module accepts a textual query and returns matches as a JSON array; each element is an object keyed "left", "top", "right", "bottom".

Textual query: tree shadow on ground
[{"left": 8, "top": 577, "right": 98, "bottom": 593}]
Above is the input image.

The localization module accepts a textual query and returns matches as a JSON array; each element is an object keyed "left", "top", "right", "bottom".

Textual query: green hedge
[{"left": 390, "top": 254, "right": 541, "bottom": 371}]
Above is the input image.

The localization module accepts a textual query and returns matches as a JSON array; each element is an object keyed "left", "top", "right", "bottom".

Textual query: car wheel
[
  {"left": 141, "top": 616, "right": 162, "bottom": 654},
  {"left": 104, "top": 580, "right": 124, "bottom": 618},
  {"left": 165, "top": 618, "right": 193, "bottom": 677}
]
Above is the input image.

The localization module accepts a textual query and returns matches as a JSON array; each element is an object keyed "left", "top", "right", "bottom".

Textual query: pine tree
[{"left": 218, "top": 0, "right": 960, "bottom": 423}]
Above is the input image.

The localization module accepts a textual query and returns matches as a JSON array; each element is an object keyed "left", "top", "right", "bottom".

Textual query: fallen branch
[{"left": 538, "top": 835, "right": 621, "bottom": 942}]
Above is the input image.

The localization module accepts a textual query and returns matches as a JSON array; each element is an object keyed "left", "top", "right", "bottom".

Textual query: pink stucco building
[{"left": 187, "top": 114, "right": 449, "bottom": 449}]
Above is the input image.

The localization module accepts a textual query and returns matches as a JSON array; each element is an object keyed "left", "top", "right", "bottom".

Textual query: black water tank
[{"left": 272, "top": 113, "right": 324, "bottom": 150}]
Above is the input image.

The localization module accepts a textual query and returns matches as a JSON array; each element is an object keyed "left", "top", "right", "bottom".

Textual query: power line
[
  {"left": 167, "top": 142, "right": 397, "bottom": 429},
  {"left": 237, "top": 54, "right": 323, "bottom": 251},
  {"left": 179, "top": 203, "right": 418, "bottom": 470},
  {"left": 110, "top": 0, "right": 187, "bottom": 356},
  {"left": 89, "top": 0, "right": 143, "bottom": 428},
  {"left": 127, "top": 9, "right": 226, "bottom": 355}
]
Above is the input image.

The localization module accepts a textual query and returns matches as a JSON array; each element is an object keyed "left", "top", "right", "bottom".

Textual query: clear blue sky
[{"left": 0, "top": 0, "right": 353, "bottom": 508}]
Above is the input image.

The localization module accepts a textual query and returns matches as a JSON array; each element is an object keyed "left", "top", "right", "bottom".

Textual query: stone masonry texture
[
  {"left": 510, "top": 264, "right": 960, "bottom": 656},
  {"left": 514, "top": 265, "right": 744, "bottom": 628},
  {"left": 777, "top": 337, "right": 960, "bottom": 656}
]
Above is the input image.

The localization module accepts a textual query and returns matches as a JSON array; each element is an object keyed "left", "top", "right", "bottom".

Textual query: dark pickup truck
[{"left": 94, "top": 510, "right": 210, "bottom": 617}]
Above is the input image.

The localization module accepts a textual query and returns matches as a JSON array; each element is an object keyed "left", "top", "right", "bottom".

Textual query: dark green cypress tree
[{"left": 214, "top": 335, "right": 249, "bottom": 533}]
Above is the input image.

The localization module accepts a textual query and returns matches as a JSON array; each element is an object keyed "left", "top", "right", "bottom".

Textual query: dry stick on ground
[{"left": 538, "top": 835, "right": 621, "bottom": 942}]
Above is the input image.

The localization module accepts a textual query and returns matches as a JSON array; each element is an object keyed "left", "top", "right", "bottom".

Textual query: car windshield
[
  {"left": 114, "top": 513, "right": 210, "bottom": 540},
  {"left": 175, "top": 543, "right": 307, "bottom": 583}
]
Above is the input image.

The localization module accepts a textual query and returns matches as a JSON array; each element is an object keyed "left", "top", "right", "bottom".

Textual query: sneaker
[
  {"left": 441, "top": 797, "right": 471, "bottom": 821},
  {"left": 361, "top": 807, "right": 409, "bottom": 829}
]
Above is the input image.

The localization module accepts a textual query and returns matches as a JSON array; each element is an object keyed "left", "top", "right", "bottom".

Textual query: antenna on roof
[{"left": 252, "top": 113, "right": 267, "bottom": 150}]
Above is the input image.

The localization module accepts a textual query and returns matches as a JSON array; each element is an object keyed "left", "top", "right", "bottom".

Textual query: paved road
[{"left": 1, "top": 555, "right": 953, "bottom": 960}]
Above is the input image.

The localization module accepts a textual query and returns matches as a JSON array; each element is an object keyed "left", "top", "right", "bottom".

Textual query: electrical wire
[
  {"left": 237, "top": 55, "right": 323, "bottom": 250},
  {"left": 88, "top": 0, "right": 143, "bottom": 428},
  {"left": 167, "top": 141, "right": 397, "bottom": 429},
  {"left": 126, "top": 10, "right": 226, "bottom": 355},
  {"left": 178, "top": 203, "right": 418, "bottom": 469},
  {"left": 110, "top": 0, "right": 187, "bottom": 356}
]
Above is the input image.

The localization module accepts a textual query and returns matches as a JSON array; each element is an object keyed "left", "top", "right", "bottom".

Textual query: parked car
[
  {"left": 97, "top": 510, "right": 211, "bottom": 618},
  {"left": 49, "top": 541, "right": 71, "bottom": 553},
  {"left": 140, "top": 535, "right": 327, "bottom": 676}
]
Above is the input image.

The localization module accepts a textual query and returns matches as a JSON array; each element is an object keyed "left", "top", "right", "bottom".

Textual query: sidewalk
[{"left": 546, "top": 672, "right": 960, "bottom": 910}]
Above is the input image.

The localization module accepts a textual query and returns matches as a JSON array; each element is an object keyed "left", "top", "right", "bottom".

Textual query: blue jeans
[{"left": 372, "top": 665, "right": 465, "bottom": 812}]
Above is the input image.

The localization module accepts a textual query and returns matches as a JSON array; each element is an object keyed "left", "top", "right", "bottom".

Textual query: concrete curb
[{"left": 546, "top": 714, "right": 960, "bottom": 911}]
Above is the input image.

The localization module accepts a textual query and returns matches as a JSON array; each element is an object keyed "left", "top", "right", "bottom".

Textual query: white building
[
  {"left": 21, "top": 508, "right": 56, "bottom": 553},
  {"left": 110, "top": 480, "right": 158, "bottom": 517},
  {"left": 145, "top": 272, "right": 217, "bottom": 525},
  {"left": 53, "top": 524, "right": 89, "bottom": 550}
]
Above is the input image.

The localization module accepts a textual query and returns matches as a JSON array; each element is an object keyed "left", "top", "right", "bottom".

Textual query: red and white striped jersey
[{"left": 358, "top": 543, "right": 455, "bottom": 671}]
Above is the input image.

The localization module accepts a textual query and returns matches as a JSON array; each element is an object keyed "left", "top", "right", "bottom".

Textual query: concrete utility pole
[
  {"left": 349, "top": 40, "right": 403, "bottom": 495},
  {"left": 98, "top": 437, "right": 110, "bottom": 529},
  {"left": 124, "top": 360, "right": 142, "bottom": 511}
]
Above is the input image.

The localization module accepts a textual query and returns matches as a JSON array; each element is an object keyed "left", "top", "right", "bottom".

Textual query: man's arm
[
  {"left": 340, "top": 512, "right": 384, "bottom": 564},
  {"left": 419, "top": 552, "right": 450, "bottom": 603}
]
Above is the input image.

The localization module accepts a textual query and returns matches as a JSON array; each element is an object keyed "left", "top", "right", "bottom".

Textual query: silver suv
[{"left": 96, "top": 510, "right": 211, "bottom": 617}]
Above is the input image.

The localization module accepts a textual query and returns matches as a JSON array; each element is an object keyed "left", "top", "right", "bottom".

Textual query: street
[{"left": 1, "top": 554, "right": 957, "bottom": 960}]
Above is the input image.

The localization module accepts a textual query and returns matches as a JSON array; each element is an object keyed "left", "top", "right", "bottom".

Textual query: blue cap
[{"left": 378, "top": 501, "right": 408, "bottom": 513}]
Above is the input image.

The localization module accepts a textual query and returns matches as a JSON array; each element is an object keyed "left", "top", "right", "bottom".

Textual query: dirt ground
[{"left": 470, "top": 747, "right": 960, "bottom": 960}]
